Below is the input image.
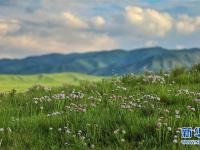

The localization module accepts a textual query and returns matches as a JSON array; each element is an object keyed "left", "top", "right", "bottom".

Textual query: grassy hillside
[
  {"left": 1, "top": 47, "right": 200, "bottom": 75},
  {"left": 0, "top": 66, "right": 200, "bottom": 149},
  {"left": 0, "top": 73, "right": 102, "bottom": 91}
]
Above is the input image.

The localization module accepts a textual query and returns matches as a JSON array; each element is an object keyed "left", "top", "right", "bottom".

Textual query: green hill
[
  {"left": 1, "top": 47, "right": 200, "bottom": 75},
  {"left": 0, "top": 73, "right": 102, "bottom": 91}
]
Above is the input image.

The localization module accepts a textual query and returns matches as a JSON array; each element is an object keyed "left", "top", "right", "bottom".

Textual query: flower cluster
[
  {"left": 0, "top": 127, "right": 12, "bottom": 133},
  {"left": 47, "top": 111, "right": 64, "bottom": 117},
  {"left": 65, "top": 103, "right": 87, "bottom": 112},
  {"left": 143, "top": 75, "right": 165, "bottom": 84},
  {"left": 187, "top": 105, "right": 196, "bottom": 112},
  {"left": 173, "top": 128, "right": 181, "bottom": 143},
  {"left": 193, "top": 99, "right": 200, "bottom": 103},
  {"left": 116, "top": 86, "right": 127, "bottom": 91},
  {"left": 113, "top": 128, "right": 126, "bottom": 143},
  {"left": 52, "top": 92, "right": 66, "bottom": 100},
  {"left": 175, "top": 89, "right": 195, "bottom": 97},
  {"left": 33, "top": 92, "right": 68, "bottom": 104},
  {"left": 141, "top": 94, "right": 161, "bottom": 101},
  {"left": 33, "top": 96, "right": 52, "bottom": 103},
  {"left": 121, "top": 101, "right": 140, "bottom": 109},
  {"left": 69, "top": 89, "right": 85, "bottom": 99},
  {"left": 33, "top": 90, "right": 85, "bottom": 104}
]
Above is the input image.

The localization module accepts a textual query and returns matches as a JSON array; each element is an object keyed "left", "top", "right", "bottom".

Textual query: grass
[
  {"left": 0, "top": 68, "right": 200, "bottom": 149},
  {"left": 0, "top": 72, "right": 102, "bottom": 92}
]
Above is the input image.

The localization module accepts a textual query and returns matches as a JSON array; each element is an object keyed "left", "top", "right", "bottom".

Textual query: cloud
[
  {"left": 125, "top": 6, "right": 173, "bottom": 37},
  {"left": 176, "top": 15, "right": 200, "bottom": 34},
  {"left": 1, "top": 1, "right": 200, "bottom": 58},
  {"left": 0, "top": 32, "right": 117, "bottom": 57},
  {"left": 91, "top": 16, "right": 106, "bottom": 28},
  {"left": 63, "top": 12, "right": 106, "bottom": 29},
  {"left": 63, "top": 12, "right": 89, "bottom": 29},
  {"left": 145, "top": 40, "right": 157, "bottom": 47},
  {"left": 0, "top": 19, "right": 20, "bottom": 36}
]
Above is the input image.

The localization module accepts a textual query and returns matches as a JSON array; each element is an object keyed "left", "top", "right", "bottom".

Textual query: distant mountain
[{"left": 0, "top": 47, "right": 200, "bottom": 75}]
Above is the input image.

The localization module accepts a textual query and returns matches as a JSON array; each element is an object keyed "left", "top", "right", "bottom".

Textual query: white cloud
[
  {"left": 0, "top": 20, "right": 20, "bottom": 36},
  {"left": 176, "top": 15, "right": 200, "bottom": 34},
  {"left": 145, "top": 40, "right": 157, "bottom": 47},
  {"left": 1, "top": 1, "right": 200, "bottom": 58},
  {"left": 63, "top": 12, "right": 89, "bottom": 29},
  {"left": 91, "top": 16, "right": 106, "bottom": 28},
  {"left": 63, "top": 12, "right": 106, "bottom": 29},
  {"left": 0, "top": 33, "right": 117, "bottom": 57},
  {"left": 125, "top": 6, "right": 173, "bottom": 37}
]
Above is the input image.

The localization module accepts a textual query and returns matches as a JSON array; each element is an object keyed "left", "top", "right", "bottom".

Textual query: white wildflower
[
  {"left": 173, "top": 139, "right": 178, "bottom": 143},
  {"left": 167, "top": 127, "right": 172, "bottom": 131},
  {"left": 121, "top": 138, "right": 125, "bottom": 142}
]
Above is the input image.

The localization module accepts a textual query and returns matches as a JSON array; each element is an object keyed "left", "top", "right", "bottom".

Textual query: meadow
[
  {"left": 0, "top": 66, "right": 200, "bottom": 149},
  {"left": 0, "top": 73, "right": 102, "bottom": 92}
]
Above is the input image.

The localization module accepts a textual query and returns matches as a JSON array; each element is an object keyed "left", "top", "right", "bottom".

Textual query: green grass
[
  {"left": 0, "top": 73, "right": 102, "bottom": 92},
  {"left": 0, "top": 69, "right": 200, "bottom": 149}
]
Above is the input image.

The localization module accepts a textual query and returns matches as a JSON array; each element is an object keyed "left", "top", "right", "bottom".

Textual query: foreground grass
[
  {"left": 0, "top": 72, "right": 102, "bottom": 91},
  {"left": 0, "top": 70, "right": 200, "bottom": 149}
]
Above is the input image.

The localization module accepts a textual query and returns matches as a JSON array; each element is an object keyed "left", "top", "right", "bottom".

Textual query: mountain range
[{"left": 0, "top": 47, "right": 200, "bottom": 75}]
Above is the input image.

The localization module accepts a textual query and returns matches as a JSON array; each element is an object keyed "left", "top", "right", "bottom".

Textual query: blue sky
[{"left": 0, "top": 0, "right": 200, "bottom": 58}]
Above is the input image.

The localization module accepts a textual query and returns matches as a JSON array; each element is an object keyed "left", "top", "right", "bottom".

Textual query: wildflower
[
  {"left": 174, "top": 135, "right": 178, "bottom": 138},
  {"left": 191, "top": 108, "right": 196, "bottom": 111},
  {"left": 122, "top": 130, "right": 126, "bottom": 134},
  {"left": 194, "top": 99, "right": 200, "bottom": 103},
  {"left": 173, "top": 139, "right": 178, "bottom": 143},
  {"left": 91, "top": 144, "right": 95, "bottom": 149},
  {"left": 176, "top": 130, "right": 180, "bottom": 133},
  {"left": 164, "top": 73, "right": 170, "bottom": 77},
  {"left": 114, "top": 129, "right": 120, "bottom": 134},
  {"left": 167, "top": 127, "right": 172, "bottom": 131},
  {"left": 58, "top": 128, "right": 62, "bottom": 132},
  {"left": 49, "top": 127, "right": 53, "bottom": 131},
  {"left": 157, "top": 122, "right": 162, "bottom": 128},
  {"left": 78, "top": 130, "right": 82, "bottom": 135},
  {"left": 0, "top": 128, "right": 4, "bottom": 132},
  {"left": 80, "top": 136, "right": 85, "bottom": 140},
  {"left": 175, "top": 115, "right": 180, "bottom": 119},
  {"left": 121, "top": 138, "right": 125, "bottom": 142},
  {"left": 65, "top": 129, "right": 71, "bottom": 134},
  {"left": 164, "top": 109, "right": 170, "bottom": 113},
  {"left": 175, "top": 110, "right": 180, "bottom": 115},
  {"left": 157, "top": 118, "right": 162, "bottom": 122},
  {"left": 143, "top": 75, "right": 165, "bottom": 84},
  {"left": 65, "top": 142, "right": 70, "bottom": 145}
]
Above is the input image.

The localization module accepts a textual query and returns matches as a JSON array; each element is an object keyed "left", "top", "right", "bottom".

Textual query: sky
[{"left": 0, "top": 0, "right": 200, "bottom": 58}]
